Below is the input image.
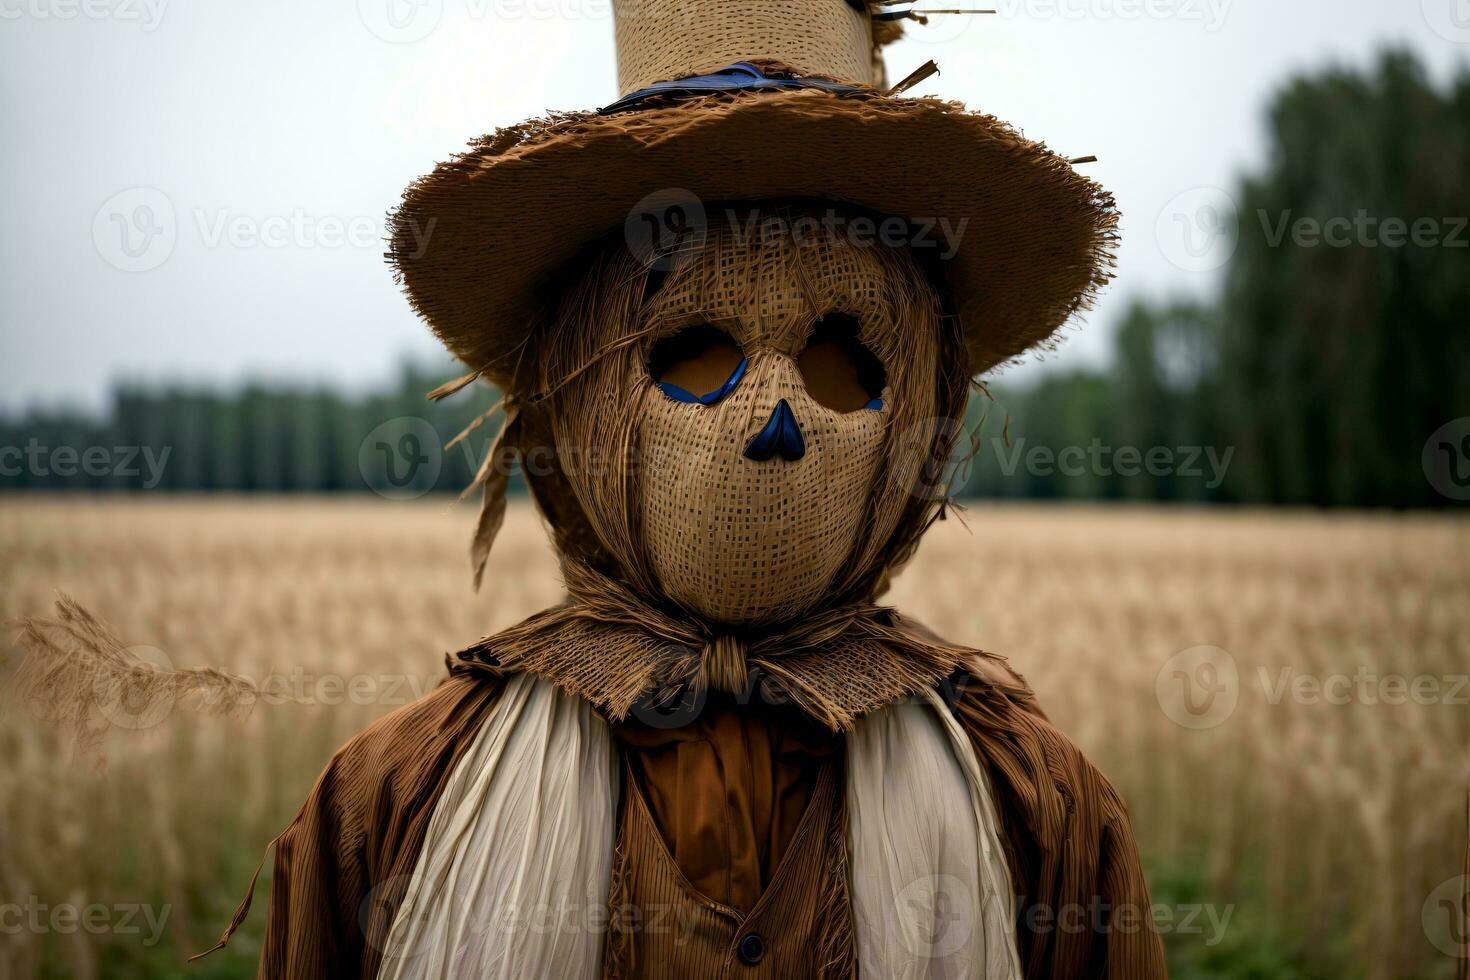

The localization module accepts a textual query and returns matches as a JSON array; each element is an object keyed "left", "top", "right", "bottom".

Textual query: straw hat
[{"left": 390, "top": 0, "right": 1118, "bottom": 389}]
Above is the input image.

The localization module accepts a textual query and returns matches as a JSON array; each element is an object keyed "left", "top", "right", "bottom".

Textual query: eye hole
[
  {"left": 649, "top": 324, "right": 745, "bottom": 405},
  {"left": 797, "top": 314, "right": 887, "bottom": 412}
]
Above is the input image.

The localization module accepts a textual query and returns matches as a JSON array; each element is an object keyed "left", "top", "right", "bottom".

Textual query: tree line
[
  {"left": 964, "top": 50, "right": 1469, "bottom": 508},
  {"left": 3, "top": 52, "right": 1466, "bottom": 507}
]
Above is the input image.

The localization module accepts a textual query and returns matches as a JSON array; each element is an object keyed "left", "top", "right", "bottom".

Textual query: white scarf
[
  {"left": 377, "top": 673, "right": 619, "bottom": 979},
  {"left": 846, "top": 690, "right": 1024, "bottom": 979},
  {"left": 380, "top": 676, "right": 1021, "bottom": 980}
]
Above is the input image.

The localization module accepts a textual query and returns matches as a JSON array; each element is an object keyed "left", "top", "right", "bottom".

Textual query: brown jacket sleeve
[
  {"left": 950, "top": 664, "right": 1168, "bottom": 980},
  {"left": 193, "top": 672, "right": 505, "bottom": 979}
]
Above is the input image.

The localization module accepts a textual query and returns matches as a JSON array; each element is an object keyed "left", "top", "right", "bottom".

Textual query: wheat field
[{"left": 1, "top": 497, "right": 1466, "bottom": 978}]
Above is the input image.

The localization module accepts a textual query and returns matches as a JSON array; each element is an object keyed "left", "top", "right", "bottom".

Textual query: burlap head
[{"left": 526, "top": 205, "right": 956, "bottom": 628}]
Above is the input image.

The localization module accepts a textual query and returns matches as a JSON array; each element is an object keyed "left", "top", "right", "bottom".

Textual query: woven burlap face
[
  {"left": 533, "top": 207, "right": 945, "bottom": 627},
  {"left": 640, "top": 351, "right": 884, "bottom": 624},
  {"left": 641, "top": 222, "right": 889, "bottom": 623}
]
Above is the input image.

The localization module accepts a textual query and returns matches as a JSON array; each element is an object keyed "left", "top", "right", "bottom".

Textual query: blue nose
[{"left": 743, "top": 399, "right": 806, "bottom": 462}]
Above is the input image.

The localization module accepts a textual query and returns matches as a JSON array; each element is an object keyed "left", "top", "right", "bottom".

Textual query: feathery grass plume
[{"left": 4, "top": 595, "right": 261, "bottom": 764}]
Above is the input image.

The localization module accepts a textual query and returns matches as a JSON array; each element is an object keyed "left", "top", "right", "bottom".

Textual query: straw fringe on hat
[{"left": 390, "top": 0, "right": 1118, "bottom": 389}]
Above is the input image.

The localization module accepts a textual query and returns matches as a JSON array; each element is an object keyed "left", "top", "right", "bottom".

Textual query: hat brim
[{"left": 389, "top": 87, "right": 1118, "bottom": 387}]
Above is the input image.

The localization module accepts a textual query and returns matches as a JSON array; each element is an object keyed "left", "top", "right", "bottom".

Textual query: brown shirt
[
  {"left": 604, "top": 695, "right": 849, "bottom": 977},
  {"left": 611, "top": 695, "right": 839, "bottom": 912},
  {"left": 607, "top": 751, "right": 847, "bottom": 978}
]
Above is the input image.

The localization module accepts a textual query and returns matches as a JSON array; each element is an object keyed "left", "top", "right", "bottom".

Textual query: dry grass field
[{"left": 1, "top": 497, "right": 1467, "bottom": 978}]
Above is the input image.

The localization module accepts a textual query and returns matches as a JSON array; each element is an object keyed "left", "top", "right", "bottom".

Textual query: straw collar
[{"left": 448, "top": 557, "right": 1005, "bottom": 732}]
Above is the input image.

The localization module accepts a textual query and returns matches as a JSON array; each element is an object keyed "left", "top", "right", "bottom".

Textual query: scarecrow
[{"left": 205, "top": 1, "right": 1167, "bottom": 976}]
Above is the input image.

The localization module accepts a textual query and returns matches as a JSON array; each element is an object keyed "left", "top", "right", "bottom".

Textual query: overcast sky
[{"left": 1, "top": 0, "right": 1465, "bottom": 414}]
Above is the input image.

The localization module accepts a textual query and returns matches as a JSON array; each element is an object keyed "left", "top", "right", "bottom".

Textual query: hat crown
[{"left": 612, "top": 0, "right": 878, "bottom": 96}]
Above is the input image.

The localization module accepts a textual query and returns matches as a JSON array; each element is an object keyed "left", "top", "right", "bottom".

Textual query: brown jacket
[{"left": 235, "top": 662, "right": 1166, "bottom": 979}]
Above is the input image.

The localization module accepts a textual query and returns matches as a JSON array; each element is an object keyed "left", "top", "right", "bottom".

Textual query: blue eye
[
  {"left": 657, "top": 358, "right": 747, "bottom": 405},
  {"left": 649, "top": 325, "right": 746, "bottom": 405}
]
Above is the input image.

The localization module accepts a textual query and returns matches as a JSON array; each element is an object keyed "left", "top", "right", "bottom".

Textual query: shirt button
[{"left": 736, "top": 932, "right": 766, "bottom": 966}]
